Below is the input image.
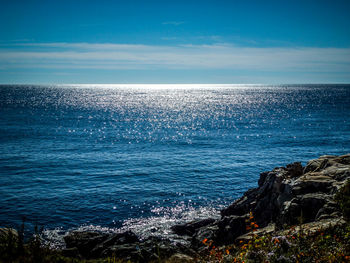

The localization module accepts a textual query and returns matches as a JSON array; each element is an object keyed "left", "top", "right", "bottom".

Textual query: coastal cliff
[{"left": 61, "top": 154, "right": 350, "bottom": 262}]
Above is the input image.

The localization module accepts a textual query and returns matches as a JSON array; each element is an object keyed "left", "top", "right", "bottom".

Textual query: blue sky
[{"left": 0, "top": 0, "right": 350, "bottom": 84}]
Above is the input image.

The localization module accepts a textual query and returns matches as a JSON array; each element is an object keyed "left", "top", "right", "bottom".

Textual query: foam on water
[{"left": 42, "top": 203, "right": 221, "bottom": 248}]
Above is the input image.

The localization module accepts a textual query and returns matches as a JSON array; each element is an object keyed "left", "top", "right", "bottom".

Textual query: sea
[{"left": 0, "top": 84, "right": 349, "bottom": 245}]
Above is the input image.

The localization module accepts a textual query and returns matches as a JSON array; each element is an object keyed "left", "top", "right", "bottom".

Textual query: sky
[{"left": 0, "top": 0, "right": 350, "bottom": 84}]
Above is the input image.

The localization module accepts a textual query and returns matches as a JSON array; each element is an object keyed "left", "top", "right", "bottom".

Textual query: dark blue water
[{"left": 0, "top": 84, "right": 350, "bottom": 241}]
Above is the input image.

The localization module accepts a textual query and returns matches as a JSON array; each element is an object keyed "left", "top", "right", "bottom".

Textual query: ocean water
[{"left": 0, "top": 84, "right": 350, "bottom": 243}]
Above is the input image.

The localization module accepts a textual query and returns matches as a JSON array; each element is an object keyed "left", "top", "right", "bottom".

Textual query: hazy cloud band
[{"left": 1, "top": 43, "right": 350, "bottom": 72}]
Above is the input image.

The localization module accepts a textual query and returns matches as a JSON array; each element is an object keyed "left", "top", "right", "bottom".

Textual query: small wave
[
  {"left": 42, "top": 203, "right": 222, "bottom": 248},
  {"left": 119, "top": 203, "right": 221, "bottom": 243}
]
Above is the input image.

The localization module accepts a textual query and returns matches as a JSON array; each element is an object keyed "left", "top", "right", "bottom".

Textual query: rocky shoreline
[
  {"left": 57, "top": 153, "right": 350, "bottom": 262},
  {"left": 3, "top": 154, "right": 348, "bottom": 262}
]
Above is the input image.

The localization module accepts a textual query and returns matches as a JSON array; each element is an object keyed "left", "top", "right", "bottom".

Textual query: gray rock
[
  {"left": 185, "top": 154, "right": 348, "bottom": 253},
  {"left": 304, "top": 156, "right": 336, "bottom": 174},
  {"left": 100, "top": 243, "right": 144, "bottom": 261},
  {"left": 286, "top": 162, "right": 303, "bottom": 178},
  {"left": 278, "top": 193, "right": 329, "bottom": 227},
  {"left": 215, "top": 215, "right": 246, "bottom": 245},
  {"left": 291, "top": 176, "right": 335, "bottom": 195},
  {"left": 333, "top": 153, "right": 350, "bottom": 165},
  {"left": 64, "top": 230, "right": 184, "bottom": 261},
  {"left": 191, "top": 224, "right": 219, "bottom": 249},
  {"left": 64, "top": 231, "right": 109, "bottom": 258},
  {"left": 0, "top": 228, "right": 18, "bottom": 241},
  {"left": 166, "top": 253, "right": 194, "bottom": 263},
  {"left": 221, "top": 187, "right": 258, "bottom": 217},
  {"left": 236, "top": 223, "right": 275, "bottom": 242},
  {"left": 218, "top": 154, "right": 349, "bottom": 239},
  {"left": 171, "top": 218, "right": 216, "bottom": 236},
  {"left": 90, "top": 230, "right": 139, "bottom": 258}
]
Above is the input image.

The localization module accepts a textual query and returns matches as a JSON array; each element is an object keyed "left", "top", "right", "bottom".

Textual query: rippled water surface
[{"left": 0, "top": 84, "right": 350, "bottom": 240}]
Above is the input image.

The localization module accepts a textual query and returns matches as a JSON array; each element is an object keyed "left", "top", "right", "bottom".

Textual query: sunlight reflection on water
[{"left": 1, "top": 84, "right": 350, "bottom": 246}]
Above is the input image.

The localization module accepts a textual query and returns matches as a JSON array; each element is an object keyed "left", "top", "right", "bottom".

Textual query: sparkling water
[{"left": 1, "top": 84, "right": 349, "bottom": 243}]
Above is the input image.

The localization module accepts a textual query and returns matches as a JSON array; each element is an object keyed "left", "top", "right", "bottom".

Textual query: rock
[
  {"left": 61, "top": 247, "right": 81, "bottom": 258},
  {"left": 278, "top": 218, "right": 346, "bottom": 237},
  {"left": 64, "top": 231, "right": 109, "bottom": 258},
  {"left": 278, "top": 193, "right": 329, "bottom": 227},
  {"left": 122, "top": 236, "right": 183, "bottom": 262},
  {"left": 291, "top": 175, "right": 335, "bottom": 195},
  {"left": 333, "top": 153, "right": 350, "bottom": 165},
  {"left": 236, "top": 223, "right": 275, "bottom": 242},
  {"left": 100, "top": 243, "right": 144, "bottom": 262},
  {"left": 215, "top": 215, "right": 246, "bottom": 245},
  {"left": 141, "top": 236, "right": 178, "bottom": 259},
  {"left": 64, "top": 230, "right": 140, "bottom": 259},
  {"left": 90, "top": 230, "right": 139, "bottom": 258},
  {"left": 208, "top": 154, "right": 350, "bottom": 248},
  {"left": 191, "top": 224, "right": 219, "bottom": 249},
  {"left": 221, "top": 188, "right": 258, "bottom": 217},
  {"left": 64, "top": 230, "right": 185, "bottom": 262},
  {"left": 303, "top": 156, "right": 335, "bottom": 174},
  {"left": 222, "top": 167, "right": 294, "bottom": 228},
  {"left": 189, "top": 215, "right": 246, "bottom": 248},
  {"left": 166, "top": 253, "right": 194, "bottom": 263},
  {"left": 330, "top": 167, "right": 350, "bottom": 181},
  {"left": 0, "top": 228, "right": 18, "bottom": 241},
  {"left": 171, "top": 218, "right": 216, "bottom": 236},
  {"left": 315, "top": 201, "right": 341, "bottom": 220},
  {"left": 286, "top": 162, "right": 303, "bottom": 178}
]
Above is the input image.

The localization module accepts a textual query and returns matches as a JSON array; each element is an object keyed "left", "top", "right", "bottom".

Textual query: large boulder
[
  {"left": 278, "top": 193, "right": 329, "bottom": 226},
  {"left": 221, "top": 166, "right": 294, "bottom": 228},
  {"left": 220, "top": 154, "right": 350, "bottom": 231}
]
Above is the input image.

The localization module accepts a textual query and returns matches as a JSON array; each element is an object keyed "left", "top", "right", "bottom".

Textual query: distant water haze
[{"left": 0, "top": 84, "right": 349, "bottom": 245}]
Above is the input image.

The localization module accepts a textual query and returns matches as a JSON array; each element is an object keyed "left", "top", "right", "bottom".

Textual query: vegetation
[
  {"left": 197, "top": 194, "right": 350, "bottom": 263},
  {"left": 0, "top": 223, "right": 129, "bottom": 263},
  {"left": 2, "top": 180, "right": 350, "bottom": 263},
  {"left": 1, "top": 218, "right": 350, "bottom": 263},
  {"left": 199, "top": 221, "right": 350, "bottom": 262},
  {"left": 335, "top": 179, "right": 350, "bottom": 220}
]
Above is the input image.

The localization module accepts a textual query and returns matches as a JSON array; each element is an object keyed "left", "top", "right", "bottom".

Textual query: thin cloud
[{"left": 0, "top": 42, "right": 349, "bottom": 73}]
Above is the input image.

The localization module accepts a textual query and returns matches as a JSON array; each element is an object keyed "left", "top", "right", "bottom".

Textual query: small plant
[
  {"left": 335, "top": 179, "right": 350, "bottom": 220},
  {"left": 199, "top": 210, "right": 350, "bottom": 263},
  {"left": 0, "top": 228, "right": 19, "bottom": 262},
  {"left": 245, "top": 212, "right": 259, "bottom": 233},
  {"left": 233, "top": 212, "right": 264, "bottom": 263}
]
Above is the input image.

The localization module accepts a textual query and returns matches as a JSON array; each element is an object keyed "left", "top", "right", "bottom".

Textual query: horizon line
[{"left": 1, "top": 83, "right": 350, "bottom": 86}]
